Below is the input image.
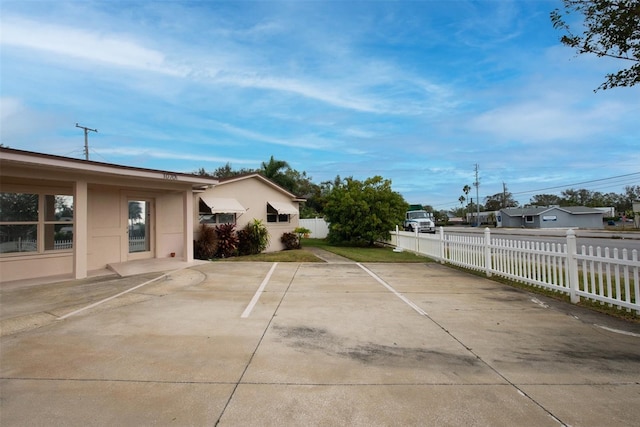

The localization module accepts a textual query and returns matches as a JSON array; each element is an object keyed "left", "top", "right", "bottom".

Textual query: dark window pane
[
  {"left": 44, "top": 224, "right": 74, "bottom": 251},
  {"left": 199, "top": 214, "right": 216, "bottom": 224},
  {"left": 0, "top": 224, "right": 37, "bottom": 253},
  {"left": 217, "top": 213, "right": 235, "bottom": 224},
  {"left": 45, "top": 195, "right": 74, "bottom": 221},
  {"left": 0, "top": 193, "right": 38, "bottom": 222}
]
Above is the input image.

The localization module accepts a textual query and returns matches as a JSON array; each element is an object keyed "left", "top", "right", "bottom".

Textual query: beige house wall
[
  {"left": 195, "top": 175, "right": 301, "bottom": 252},
  {"left": 1, "top": 148, "right": 215, "bottom": 283}
]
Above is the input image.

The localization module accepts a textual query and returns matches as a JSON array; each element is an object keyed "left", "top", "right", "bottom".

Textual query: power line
[
  {"left": 510, "top": 172, "right": 640, "bottom": 196},
  {"left": 429, "top": 171, "right": 640, "bottom": 209}
]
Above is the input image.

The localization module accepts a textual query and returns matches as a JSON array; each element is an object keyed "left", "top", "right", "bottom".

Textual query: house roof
[
  {"left": 216, "top": 173, "right": 305, "bottom": 201},
  {"left": 500, "top": 206, "right": 604, "bottom": 217},
  {"left": 0, "top": 147, "right": 218, "bottom": 188}
]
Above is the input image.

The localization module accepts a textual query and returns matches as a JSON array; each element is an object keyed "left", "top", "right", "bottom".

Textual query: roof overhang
[{"left": 0, "top": 147, "right": 218, "bottom": 189}]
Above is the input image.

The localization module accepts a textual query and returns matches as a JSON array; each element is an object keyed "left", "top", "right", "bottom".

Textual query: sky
[{"left": 1, "top": 0, "right": 639, "bottom": 210}]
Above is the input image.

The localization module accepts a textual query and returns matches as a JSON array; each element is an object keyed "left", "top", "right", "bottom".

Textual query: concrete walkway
[
  {"left": 1, "top": 261, "right": 639, "bottom": 426},
  {"left": 302, "top": 246, "right": 354, "bottom": 263}
]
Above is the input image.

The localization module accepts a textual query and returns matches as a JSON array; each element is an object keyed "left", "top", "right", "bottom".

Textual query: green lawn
[
  {"left": 301, "top": 238, "right": 431, "bottom": 263},
  {"left": 223, "top": 238, "right": 431, "bottom": 263},
  {"left": 224, "top": 249, "right": 322, "bottom": 262}
]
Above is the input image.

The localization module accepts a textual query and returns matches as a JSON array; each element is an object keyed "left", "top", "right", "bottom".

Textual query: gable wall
[{"left": 195, "top": 178, "right": 300, "bottom": 252}]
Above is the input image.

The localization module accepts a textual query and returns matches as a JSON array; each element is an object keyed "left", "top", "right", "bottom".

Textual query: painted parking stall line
[
  {"left": 57, "top": 270, "right": 179, "bottom": 320},
  {"left": 241, "top": 262, "right": 278, "bottom": 318},
  {"left": 357, "top": 263, "right": 428, "bottom": 317}
]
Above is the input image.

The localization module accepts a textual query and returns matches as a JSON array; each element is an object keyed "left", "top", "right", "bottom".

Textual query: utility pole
[
  {"left": 76, "top": 123, "right": 97, "bottom": 160},
  {"left": 474, "top": 164, "right": 480, "bottom": 226},
  {"left": 502, "top": 182, "right": 507, "bottom": 208}
]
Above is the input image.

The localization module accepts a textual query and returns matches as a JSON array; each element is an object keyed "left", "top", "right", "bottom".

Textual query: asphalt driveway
[{"left": 1, "top": 260, "right": 639, "bottom": 426}]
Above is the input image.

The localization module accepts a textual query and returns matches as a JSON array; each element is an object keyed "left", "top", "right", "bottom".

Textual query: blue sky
[{"left": 1, "top": 0, "right": 638, "bottom": 210}]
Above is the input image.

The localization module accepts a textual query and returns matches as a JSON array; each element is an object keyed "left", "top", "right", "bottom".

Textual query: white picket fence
[
  {"left": 129, "top": 236, "right": 147, "bottom": 252},
  {"left": 2, "top": 237, "right": 146, "bottom": 253},
  {"left": 0, "top": 239, "right": 73, "bottom": 253},
  {"left": 390, "top": 227, "right": 640, "bottom": 314}
]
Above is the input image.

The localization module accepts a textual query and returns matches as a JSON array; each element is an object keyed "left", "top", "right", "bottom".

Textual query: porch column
[
  {"left": 73, "top": 180, "right": 88, "bottom": 279},
  {"left": 183, "top": 188, "right": 194, "bottom": 262}
]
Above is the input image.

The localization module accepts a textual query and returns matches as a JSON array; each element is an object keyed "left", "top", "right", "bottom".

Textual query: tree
[
  {"left": 128, "top": 202, "right": 142, "bottom": 223},
  {"left": 458, "top": 195, "right": 466, "bottom": 209},
  {"left": 529, "top": 194, "right": 563, "bottom": 206},
  {"left": 461, "top": 185, "right": 472, "bottom": 221},
  {"left": 484, "top": 191, "right": 518, "bottom": 211},
  {"left": 260, "top": 156, "right": 294, "bottom": 190},
  {"left": 434, "top": 210, "right": 450, "bottom": 225},
  {"left": 323, "top": 176, "right": 408, "bottom": 245},
  {"left": 195, "top": 163, "right": 255, "bottom": 178},
  {"left": 462, "top": 185, "right": 471, "bottom": 200},
  {"left": 210, "top": 162, "right": 255, "bottom": 178},
  {"left": 551, "top": 0, "right": 640, "bottom": 90},
  {"left": 561, "top": 188, "right": 593, "bottom": 205},
  {"left": 621, "top": 184, "right": 640, "bottom": 212}
]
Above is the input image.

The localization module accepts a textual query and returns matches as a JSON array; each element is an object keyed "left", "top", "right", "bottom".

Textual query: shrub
[
  {"left": 281, "top": 232, "right": 300, "bottom": 250},
  {"left": 194, "top": 224, "right": 218, "bottom": 260},
  {"left": 294, "top": 226, "right": 311, "bottom": 240},
  {"left": 236, "top": 228, "right": 251, "bottom": 256},
  {"left": 215, "top": 223, "right": 238, "bottom": 258},
  {"left": 238, "top": 219, "right": 270, "bottom": 255}
]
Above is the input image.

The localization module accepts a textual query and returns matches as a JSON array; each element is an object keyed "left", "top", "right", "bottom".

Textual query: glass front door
[{"left": 128, "top": 200, "right": 152, "bottom": 255}]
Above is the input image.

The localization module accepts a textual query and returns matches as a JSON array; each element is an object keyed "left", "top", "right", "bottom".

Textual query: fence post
[
  {"left": 566, "top": 229, "right": 580, "bottom": 304},
  {"left": 414, "top": 227, "right": 419, "bottom": 253},
  {"left": 394, "top": 225, "right": 399, "bottom": 247},
  {"left": 484, "top": 227, "right": 492, "bottom": 277},
  {"left": 439, "top": 226, "right": 445, "bottom": 264}
]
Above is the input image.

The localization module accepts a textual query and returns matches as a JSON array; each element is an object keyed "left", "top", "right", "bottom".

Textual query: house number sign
[{"left": 163, "top": 173, "right": 178, "bottom": 180}]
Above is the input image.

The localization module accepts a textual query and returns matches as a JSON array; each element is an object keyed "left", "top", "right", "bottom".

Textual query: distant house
[
  {"left": 195, "top": 173, "right": 304, "bottom": 252},
  {"left": 497, "top": 206, "right": 604, "bottom": 229}
]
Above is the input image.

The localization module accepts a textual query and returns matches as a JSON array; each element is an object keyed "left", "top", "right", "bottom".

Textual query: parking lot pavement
[{"left": 1, "top": 261, "right": 639, "bottom": 426}]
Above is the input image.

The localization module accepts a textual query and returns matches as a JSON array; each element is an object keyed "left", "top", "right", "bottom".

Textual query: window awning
[
  {"left": 200, "top": 196, "right": 246, "bottom": 214},
  {"left": 268, "top": 201, "right": 299, "bottom": 215}
]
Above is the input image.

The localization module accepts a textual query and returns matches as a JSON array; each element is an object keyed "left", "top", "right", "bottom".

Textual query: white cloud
[
  {"left": 0, "top": 17, "right": 187, "bottom": 76},
  {"left": 206, "top": 120, "right": 331, "bottom": 150},
  {"left": 469, "top": 99, "right": 614, "bottom": 143},
  {"left": 0, "top": 97, "right": 23, "bottom": 121},
  {"left": 95, "top": 146, "right": 257, "bottom": 165},
  {"left": 0, "top": 97, "right": 63, "bottom": 143}
]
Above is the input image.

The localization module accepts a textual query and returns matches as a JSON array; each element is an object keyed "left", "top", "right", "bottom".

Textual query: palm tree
[
  {"left": 462, "top": 185, "right": 471, "bottom": 223},
  {"left": 260, "top": 156, "right": 295, "bottom": 191},
  {"left": 261, "top": 156, "right": 289, "bottom": 180},
  {"left": 129, "top": 202, "right": 142, "bottom": 224}
]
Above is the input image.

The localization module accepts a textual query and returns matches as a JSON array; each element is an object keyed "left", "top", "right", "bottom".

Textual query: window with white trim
[{"left": 525, "top": 215, "right": 534, "bottom": 223}]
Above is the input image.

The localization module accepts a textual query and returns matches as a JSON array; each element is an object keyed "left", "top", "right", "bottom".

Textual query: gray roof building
[{"left": 497, "top": 206, "right": 604, "bottom": 229}]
